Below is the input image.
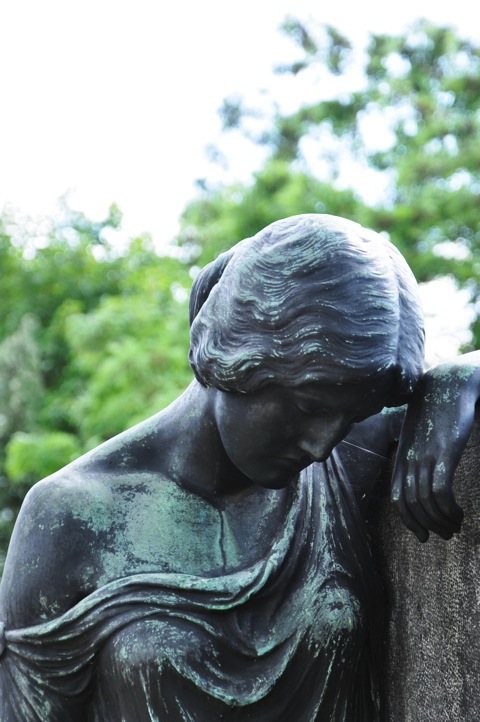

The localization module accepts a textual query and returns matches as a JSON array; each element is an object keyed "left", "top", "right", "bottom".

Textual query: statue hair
[{"left": 188, "top": 214, "right": 425, "bottom": 405}]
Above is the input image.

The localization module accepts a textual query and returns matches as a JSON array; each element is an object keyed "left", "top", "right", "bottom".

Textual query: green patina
[
  {"left": 433, "top": 361, "right": 478, "bottom": 380},
  {"left": 426, "top": 419, "right": 434, "bottom": 441},
  {"left": 120, "top": 479, "right": 224, "bottom": 574}
]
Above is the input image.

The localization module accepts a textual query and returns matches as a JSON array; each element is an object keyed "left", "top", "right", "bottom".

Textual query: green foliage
[
  {"left": 185, "top": 18, "right": 480, "bottom": 348},
  {"left": 0, "top": 203, "right": 193, "bottom": 565},
  {"left": 177, "top": 159, "right": 365, "bottom": 267},
  {"left": 0, "top": 316, "right": 44, "bottom": 442},
  {"left": 64, "top": 294, "right": 191, "bottom": 439},
  {"left": 293, "top": 21, "right": 479, "bottom": 295},
  {"left": 5, "top": 431, "right": 83, "bottom": 490}
]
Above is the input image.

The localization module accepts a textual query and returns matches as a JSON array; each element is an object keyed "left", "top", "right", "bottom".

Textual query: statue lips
[{"left": 281, "top": 453, "right": 319, "bottom": 473}]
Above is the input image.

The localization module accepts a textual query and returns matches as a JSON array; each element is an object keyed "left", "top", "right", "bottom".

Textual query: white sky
[
  {"left": 1, "top": 0, "right": 478, "bottom": 244},
  {"left": 1, "top": 0, "right": 478, "bottom": 359}
]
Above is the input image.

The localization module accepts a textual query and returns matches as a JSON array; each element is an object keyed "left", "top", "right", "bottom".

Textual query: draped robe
[{"left": 0, "top": 451, "right": 381, "bottom": 721}]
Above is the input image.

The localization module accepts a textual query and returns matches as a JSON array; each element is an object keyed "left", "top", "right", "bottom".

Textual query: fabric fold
[{"left": 0, "top": 453, "right": 381, "bottom": 721}]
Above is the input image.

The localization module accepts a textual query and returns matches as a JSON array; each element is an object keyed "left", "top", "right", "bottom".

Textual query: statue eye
[
  {"left": 295, "top": 400, "right": 328, "bottom": 417},
  {"left": 290, "top": 389, "right": 330, "bottom": 416}
]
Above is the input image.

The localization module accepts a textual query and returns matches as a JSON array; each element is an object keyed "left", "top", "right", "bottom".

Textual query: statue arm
[
  {"left": 391, "top": 350, "right": 480, "bottom": 542},
  {"left": 0, "top": 477, "right": 90, "bottom": 627},
  {"left": 336, "top": 405, "right": 405, "bottom": 507},
  {"left": 0, "top": 477, "right": 94, "bottom": 720}
]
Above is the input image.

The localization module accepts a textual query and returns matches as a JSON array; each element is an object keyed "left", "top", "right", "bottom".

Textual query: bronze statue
[{"left": 0, "top": 214, "right": 478, "bottom": 720}]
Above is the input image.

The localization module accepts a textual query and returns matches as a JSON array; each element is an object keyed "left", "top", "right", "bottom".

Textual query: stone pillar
[{"left": 371, "top": 415, "right": 480, "bottom": 721}]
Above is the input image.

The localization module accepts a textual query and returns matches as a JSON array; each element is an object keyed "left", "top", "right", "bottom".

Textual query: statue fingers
[
  {"left": 416, "top": 459, "right": 461, "bottom": 538},
  {"left": 403, "top": 464, "right": 454, "bottom": 541},
  {"left": 391, "top": 468, "right": 429, "bottom": 543},
  {"left": 431, "top": 461, "right": 464, "bottom": 527}
]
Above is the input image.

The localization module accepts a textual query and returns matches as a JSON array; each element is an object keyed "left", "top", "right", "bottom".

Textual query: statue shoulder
[{"left": 0, "top": 469, "right": 110, "bottom": 629}]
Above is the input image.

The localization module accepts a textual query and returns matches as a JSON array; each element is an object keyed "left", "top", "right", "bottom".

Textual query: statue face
[{"left": 214, "top": 378, "right": 391, "bottom": 489}]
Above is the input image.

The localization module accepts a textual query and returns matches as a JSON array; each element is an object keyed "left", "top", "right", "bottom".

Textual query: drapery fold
[{"left": 0, "top": 452, "right": 381, "bottom": 721}]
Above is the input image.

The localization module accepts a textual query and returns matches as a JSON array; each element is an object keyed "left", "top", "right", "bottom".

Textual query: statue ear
[{"left": 189, "top": 250, "right": 235, "bottom": 325}]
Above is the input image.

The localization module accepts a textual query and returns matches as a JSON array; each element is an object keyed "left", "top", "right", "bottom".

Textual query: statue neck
[{"left": 156, "top": 381, "right": 253, "bottom": 500}]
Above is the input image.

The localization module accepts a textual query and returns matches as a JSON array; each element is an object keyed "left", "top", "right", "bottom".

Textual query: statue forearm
[{"left": 391, "top": 351, "right": 480, "bottom": 542}]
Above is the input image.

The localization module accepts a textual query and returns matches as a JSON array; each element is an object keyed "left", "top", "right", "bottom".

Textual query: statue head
[{"left": 188, "top": 214, "right": 425, "bottom": 407}]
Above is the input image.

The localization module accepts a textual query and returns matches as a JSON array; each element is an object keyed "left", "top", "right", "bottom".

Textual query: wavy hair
[{"left": 188, "top": 214, "right": 425, "bottom": 404}]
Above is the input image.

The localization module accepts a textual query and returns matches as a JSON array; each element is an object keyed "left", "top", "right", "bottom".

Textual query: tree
[
  {"left": 0, "top": 203, "right": 193, "bottom": 564},
  {"left": 177, "top": 159, "right": 366, "bottom": 268},
  {"left": 179, "top": 18, "right": 480, "bottom": 345}
]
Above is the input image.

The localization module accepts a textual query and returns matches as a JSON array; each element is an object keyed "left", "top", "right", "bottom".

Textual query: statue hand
[{"left": 391, "top": 355, "right": 480, "bottom": 542}]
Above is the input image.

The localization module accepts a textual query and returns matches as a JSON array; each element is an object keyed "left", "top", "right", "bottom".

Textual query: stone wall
[{"left": 371, "top": 415, "right": 480, "bottom": 722}]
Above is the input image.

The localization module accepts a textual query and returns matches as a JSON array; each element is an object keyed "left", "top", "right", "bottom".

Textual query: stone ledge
[{"left": 371, "top": 414, "right": 480, "bottom": 722}]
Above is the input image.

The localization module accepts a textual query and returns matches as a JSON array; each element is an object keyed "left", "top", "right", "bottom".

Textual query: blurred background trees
[
  {"left": 179, "top": 18, "right": 480, "bottom": 311},
  {"left": 0, "top": 204, "right": 193, "bottom": 558},
  {"left": 1, "top": 18, "right": 479, "bottom": 564}
]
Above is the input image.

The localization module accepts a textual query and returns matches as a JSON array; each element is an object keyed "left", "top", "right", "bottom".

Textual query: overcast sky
[
  {"left": 1, "top": 0, "right": 478, "bottom": 247},
  {"left": 1, "top": 0, "right": 478, "bottom": 361}
]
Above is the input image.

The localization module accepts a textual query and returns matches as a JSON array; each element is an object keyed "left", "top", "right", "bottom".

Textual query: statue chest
[{"left": 82, "top": 474, "right": 289, "bottom": 587}]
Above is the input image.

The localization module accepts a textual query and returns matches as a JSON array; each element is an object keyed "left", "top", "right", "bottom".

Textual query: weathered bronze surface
[{"left": 1, "top": 214, "right": 478, "bottom": 720}]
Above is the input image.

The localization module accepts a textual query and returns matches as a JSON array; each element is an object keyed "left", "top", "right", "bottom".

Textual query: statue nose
[
  {"left": 298, "top": 420, "right": 352, "bottom": 462},
  {"left": 298, "top": 436, "right": 332, "bottom": 463}
]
